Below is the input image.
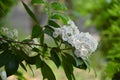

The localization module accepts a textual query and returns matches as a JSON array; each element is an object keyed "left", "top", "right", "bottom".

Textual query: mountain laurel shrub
[{"left": 0, "top": 0, "right": 98, "bottom": 80}]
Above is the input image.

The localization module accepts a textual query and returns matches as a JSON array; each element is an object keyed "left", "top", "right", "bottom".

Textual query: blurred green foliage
[
  {"left": 0, "top": 0, "right": 16, "bottom": 19},
  {"left": 0, "top": 0, "right": 16, "bottom": 28},
  {"left": 72, "top": 0, "right": 120, "bottom": 79}
]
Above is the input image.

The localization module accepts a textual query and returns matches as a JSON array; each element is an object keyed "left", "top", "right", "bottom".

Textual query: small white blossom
[
  {"left": 53, "top": 28, "right": 61, "bottom": 38},
  {"left": 12, "top": 29, "right": 18, "bottom": 39},
  {"left": 74, "top": 46, "right": 89, "bottom": 59}
]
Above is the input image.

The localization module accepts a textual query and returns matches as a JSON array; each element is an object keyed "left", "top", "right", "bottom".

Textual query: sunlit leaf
[
  {"left": 51, "top": 13, "right": 68, "bottom": 24},
  {"left": 51, "top": 2, "right": 67, "bottom": 11},
  {"left": 41, "top": 61, "right": 56, "bottom": 80},
  {"left": 20, "top": 62, "right": 27, "bottom": 72}
]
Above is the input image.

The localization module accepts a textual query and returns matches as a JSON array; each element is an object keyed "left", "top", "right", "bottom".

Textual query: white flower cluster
[
  {"left": 0, "top": 27, "right": 18, "bottom": 39},
  {"left": 53, "top": 20, "right": 98, "bottom": 59}
]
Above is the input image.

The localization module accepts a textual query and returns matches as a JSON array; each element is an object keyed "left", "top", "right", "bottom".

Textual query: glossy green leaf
[
  {"left": 64, "top": 53, "right": 76, "bottom": 66},
  {"left": 43, "top": 25, "right": 54, "bottom": 37},
  {"left": 48, "top": 20, "right": 60, "bottom": 28},
  {"left": 41, "top": 61, "right": 56, "bottom": 80},
  {"left": 26, "top": 54, "right": 39, "bottom": 65},
  {"left": 22, "top": 1, "right": 39, "bottom": 23},
  {"left": 51, "top": 2, "right": 67, "bottom": 11},
  {"left": 62, "top": 54, "right": 75, "bottom": 80},
  {"left": 74, "top": 55, "right": 87, "bottom": 70},
  {"left": 50, "top": 48, "right": 61, "bottom": 67},
  {"left": 31, "top": 0, "right": 44, "bottom": 4},
  {"left": 5, "top": 54, "right": 19, "bottom": 77},
  {"left": 0, "top": 50, "right": 11, "bottom": 68},
  {"left": 51, "top": 13, "right": 68, "bottom": 24},
  {"left": 14, "top": 47, "right": 29, "bottom": 62},
  {"left": 31, "top": 24, "right": 42, "bottom": 38}
]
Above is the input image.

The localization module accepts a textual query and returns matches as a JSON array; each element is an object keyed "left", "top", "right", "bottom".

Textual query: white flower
[
  {"left": 61, "top": 26, "right": 73, "bottom": 41},
  {"left": 72, "top": 32, "right": 98, "bottom": 59},
  {"left": 78, "top": 32, "right": 98, "bottom": 53},
  {"left": 74, "top": 46, "right": 89, "bottom": 59},
  {"left": 53, "top": 19, "right": 98, "bottom": 59},
  {"left": 68, "top": 20, "right": 80, "bottom": 35}
]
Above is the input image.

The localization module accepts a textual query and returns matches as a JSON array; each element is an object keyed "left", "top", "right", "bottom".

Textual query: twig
[{"left": 0, "top": 37, "right": 52, "bottom": 48}]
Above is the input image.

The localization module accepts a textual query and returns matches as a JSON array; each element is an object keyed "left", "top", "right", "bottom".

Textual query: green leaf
[
  {"left": 51, "top": 2, "right": 67, "bottom": 11},
  {"left": 31, "top": 24, "right": 42, "bottom": 38},
  {"left": 51, "top": 13, "right": 69, "bottom": 24},
  {"left": 22, "top": 1, "right": 39, "bottom": 23},
  {"left": 0, "top": 50, "right": 11, "bottom": 68},
  {"left": 31, "top": 0, "right": 44, "bottom": 4},
  {"left": 5, "top": 54, "right": 19, "bottom": 77},
  {"left": 48, "top": 20, "right": 60, "bottom": 28},
  {"left": 32, "top": 47, "right": 40, "bottom": 52},
  {"left": 28, "top": 64, "right": 34, "bottom": 76},
  {"left": 43, "top": 25, "right": 54, "bottom": 37},
  {"left": 41, "top": 61, "right": 56, "bottom": 80},
  {"left": 20, "top": 62, "right": 27, "bottom": 72},
  {"left": 74, "top": 55, "right": 87, "bottom": 70},
  {"left": 42, "top": 44, "right": 47, "bottom": 54},
  {"left": 13, "top": 47, "right": 29, "bottom": 62},
  {"left": 15, "top": 71, "right": 26, "bottom": 80},
  {"left": 64, "top": 53, "right": 76, "bottom": 66},
  {"left": 0, "top": 43, "right": 9, "bottom": 51},
  {"left": 26, "top": 54, "right": 39, "bottom": 65},
  {"left": 40, "top": 31, "right": 44, "bottom": 45},
  {"left": 50, "top": 48, "right": 61, "bottom": 67},
  {"left": 62, "top": 54, "right": 75, "bottom": 80},
  {"left": 35, "top": 57, "right": 42, "bottom": 68}
]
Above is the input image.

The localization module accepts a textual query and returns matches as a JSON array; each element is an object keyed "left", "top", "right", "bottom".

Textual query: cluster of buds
[{"left": 0, "top": 27, "right": 18, "bottom": 40}]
